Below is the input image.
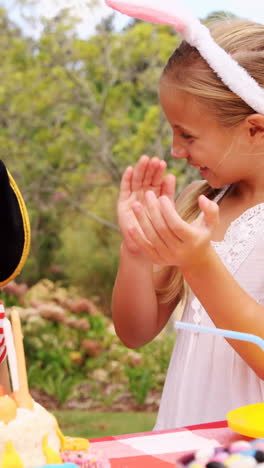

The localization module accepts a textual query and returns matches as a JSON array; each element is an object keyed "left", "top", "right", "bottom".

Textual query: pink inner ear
[{"left": 106, "top": 0, "right": 186, "bottom": 33}]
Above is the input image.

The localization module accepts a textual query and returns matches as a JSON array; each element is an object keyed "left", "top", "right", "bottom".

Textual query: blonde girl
[{"left": 112, "top": 17, "right": 264, "bottom": 429}]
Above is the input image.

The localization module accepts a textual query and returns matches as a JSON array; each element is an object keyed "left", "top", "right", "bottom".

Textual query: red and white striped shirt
[{"left": 0, "top": 302, "right": 6, "bottom": 363}]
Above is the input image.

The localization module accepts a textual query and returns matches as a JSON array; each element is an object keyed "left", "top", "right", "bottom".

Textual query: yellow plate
[{"left": 227, "top": 402, "right": 264, "bottom": 438}]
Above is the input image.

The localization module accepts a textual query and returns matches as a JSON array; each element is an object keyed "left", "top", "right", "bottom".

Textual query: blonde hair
[{"left": 157, "top": 18, "right": 264, "bottom": 305}]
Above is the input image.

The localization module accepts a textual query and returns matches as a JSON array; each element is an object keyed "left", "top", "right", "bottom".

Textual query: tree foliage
[{"left": 0, "top": 3, "right": 198, "bottom": 309}]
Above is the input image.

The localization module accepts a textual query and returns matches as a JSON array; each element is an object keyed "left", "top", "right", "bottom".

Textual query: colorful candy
[
  {"left": 177, "top": 439, "right": 264, "bottom": 467},
  {"left": 61, "top": 448, "right": 111, "bottom": 467}
]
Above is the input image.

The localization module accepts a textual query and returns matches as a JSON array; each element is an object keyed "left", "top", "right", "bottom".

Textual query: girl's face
[{"left": 159, "top": 77, "right": 253, "bottom": 189}]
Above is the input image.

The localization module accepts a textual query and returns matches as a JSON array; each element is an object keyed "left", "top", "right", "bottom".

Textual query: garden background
[{"left": 0, "top": 0, "right": 228, "bottom": 437}]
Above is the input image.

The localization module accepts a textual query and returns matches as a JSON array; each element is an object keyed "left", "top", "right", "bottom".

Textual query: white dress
[{"left": 154, "top": 187, "right": 264, "bottom": 430}]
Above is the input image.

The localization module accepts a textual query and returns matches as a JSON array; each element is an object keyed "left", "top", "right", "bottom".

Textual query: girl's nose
[
  {"left": 171, "top": 135, "right": 189, "bottom": 159},
  {"left": 170, "top": 145, "right": 189, "bottom": 159}
]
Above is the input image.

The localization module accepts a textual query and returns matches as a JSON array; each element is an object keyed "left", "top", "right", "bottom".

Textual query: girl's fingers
[
  {"left": 128, "top": 222, "right": 162, "bottom": 263},
  {"left": 142, "top": 157, "right": 161, "bottom": 188},
  {"left": 125, "top": 231, "right": 143, "bottom": 254},
  {"left": 131, "top": 155, "right": 150, "bottom": 191},
  {"left": 119, "top": 166, "right": 133, "bottom": 201},
  {"left": 198, "top": 195, "right": 219, "bottom": 230},
  {"left": 160, "top": 174, "right": 176, "bottom": 202},
  {"left": 159, "top": 195, "right": 192, "bottom": 242},
  {"left": 122, "top": 232, "right": 141, "bottom": 254},
  {"left": 132, "top": 201, "right": 166, "bottom": 251},
  {"left": 121, "top": 209, "right": 150, "bottom": 250},
  {"left": 149, "top": 159, "right": 167, "bottom": 189},
  {"left": 144, "top": 191, "right": 178, "bottom": 245},
  {"left": 125, "top": 156, "right": 168, "bottom": 194}
]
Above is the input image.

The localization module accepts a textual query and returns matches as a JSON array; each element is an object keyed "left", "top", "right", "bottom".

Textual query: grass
[{"left": 53, "top": 410, "right": 157, "bottom": 439}]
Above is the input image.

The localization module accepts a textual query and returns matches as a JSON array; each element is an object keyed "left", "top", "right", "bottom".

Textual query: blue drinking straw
[{"left": 174, "top": 321, "right": 264, "bottom": 351}]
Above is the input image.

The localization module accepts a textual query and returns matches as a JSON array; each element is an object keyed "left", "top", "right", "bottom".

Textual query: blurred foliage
[
  {"left": 21, "top": 299, "right": 174, "bottom": 407},
  {"left": 1, "top": 1, "right": 232, "bottom": 410},
  {"left": 125, "top": 366, "right": 155, "bottom": 405},
  {"left": 1, "top": 279, "right": 174, "bottom": 408},
  {"left": 0, "top": 2, "right": 201, "bottom": 311}
]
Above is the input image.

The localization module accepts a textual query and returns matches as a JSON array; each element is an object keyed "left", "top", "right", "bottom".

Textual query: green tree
[{"left": 0, "top": 3, "right": 197, "bottom": 307}]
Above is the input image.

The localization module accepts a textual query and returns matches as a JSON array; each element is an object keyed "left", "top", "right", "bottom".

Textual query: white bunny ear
[
  {"left": 106, "top": 0, "right": 208, "bottom": 47},
  {"left": 105, "top": 0, "right": 196, "bottom": 34},
  {"left": 105, "top": 0, "right": 264, "bottom": 115}
]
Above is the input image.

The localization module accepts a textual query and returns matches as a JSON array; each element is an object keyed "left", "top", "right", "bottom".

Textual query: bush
[
  {"left": 23, "top": 317, "right": 174, "bottom": 408},
  {"left": 4, "top": 280, "right": 175, "bottom": 409}
]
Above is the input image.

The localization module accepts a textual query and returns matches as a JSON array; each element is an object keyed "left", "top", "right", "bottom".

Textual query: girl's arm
[
  {"left": 181, "top": 246, "right": 264, "bottom": 379},
  {"left": 112, "top": 176, "right": 203, "bottom": 348},
  {"left": 111, "top": 242, "right": 177, "bottom": 348},
  {"left": 112, "top": 155, "right": 182, "bottom": 348}
]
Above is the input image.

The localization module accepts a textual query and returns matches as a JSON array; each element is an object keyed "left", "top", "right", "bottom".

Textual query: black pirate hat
[{"left": 0, "top": 160, "right": 30, "bottom": 286}]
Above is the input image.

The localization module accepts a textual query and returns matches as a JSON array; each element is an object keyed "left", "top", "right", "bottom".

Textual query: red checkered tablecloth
[{"left": 90, "top": 421, "right": 247, "bottom": 467}]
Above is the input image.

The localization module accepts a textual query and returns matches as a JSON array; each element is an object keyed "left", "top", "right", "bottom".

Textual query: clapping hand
[
  {"left": 118, "top": 155, "right": 176, "bottom": 254},
  {"left": 128, "top": 189, "right": 219, "bottom": 269}
]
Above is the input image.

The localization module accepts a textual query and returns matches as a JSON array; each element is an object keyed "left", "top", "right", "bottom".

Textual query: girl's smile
[{"left": 159, "top": 76, "right": 262, "bottom": 190}]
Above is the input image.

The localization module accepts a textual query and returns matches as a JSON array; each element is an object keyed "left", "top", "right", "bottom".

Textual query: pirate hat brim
[{"left": 0, "top": 161, "right": 30, "bottom": 286}]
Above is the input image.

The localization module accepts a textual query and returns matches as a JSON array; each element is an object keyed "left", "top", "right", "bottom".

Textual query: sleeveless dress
[{"left": 154, "top": 186, "right": 264, "bottom": 430}]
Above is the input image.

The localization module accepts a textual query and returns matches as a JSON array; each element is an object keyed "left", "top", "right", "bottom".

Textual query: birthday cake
[
  {"left": 0, "top": 307, "right": 110, "bottom": 468},
  {"left": 0, "top": 395, "right": 61, "bottom": 467},
  {"left": 0, "top": 391, "right": 110, "bottom": 468}
]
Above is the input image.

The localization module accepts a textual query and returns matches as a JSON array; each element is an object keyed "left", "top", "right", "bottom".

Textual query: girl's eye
[{"left": 181, "top": 132, "right": 193, "bottom": 140}]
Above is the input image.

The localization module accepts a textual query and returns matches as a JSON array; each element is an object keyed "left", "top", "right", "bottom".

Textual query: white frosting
[{"left": 0, "top": 401, "right": 61, "bottom": 468}]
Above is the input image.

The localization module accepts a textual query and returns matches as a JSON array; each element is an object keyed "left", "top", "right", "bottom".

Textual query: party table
[{"left": 90, "top": 420, "right": 246, "bottom": 467}]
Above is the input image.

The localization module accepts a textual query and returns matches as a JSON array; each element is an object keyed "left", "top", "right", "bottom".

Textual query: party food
[
  {"left": 61, "top": 448, "right": 111, "bottom": 467},
  {"left": 0, "top": 308, "right": 110, "bottom": 468},
  {"left": 0, "top": 396, "right": 62, "bottom": 468},
  {"left": 176, "top": 438, "right": 264, "bottom": 467}
]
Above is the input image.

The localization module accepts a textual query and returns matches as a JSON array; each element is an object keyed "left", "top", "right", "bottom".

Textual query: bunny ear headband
[{"left": 105, "top": 0, "right": 264, "bottom": 114}]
